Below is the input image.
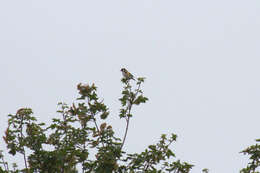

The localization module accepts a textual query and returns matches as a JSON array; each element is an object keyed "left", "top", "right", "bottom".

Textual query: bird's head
[{"left": 121, "top": 68, "right": 126, "bottom": 72}]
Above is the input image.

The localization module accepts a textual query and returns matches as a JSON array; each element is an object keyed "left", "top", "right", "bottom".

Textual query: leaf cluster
[{"left": 240, "top": 140, "right": 260, "bottom": 173}]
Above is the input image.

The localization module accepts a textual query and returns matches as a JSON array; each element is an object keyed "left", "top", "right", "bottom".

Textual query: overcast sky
[{"left": 1, "top": 1, "right": 260, "bottom": 172}]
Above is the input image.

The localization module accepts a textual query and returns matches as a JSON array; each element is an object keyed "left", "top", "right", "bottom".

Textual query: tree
[
  {"left": 240, "top": 139, "right": 260, "bottom": 173},
  {"left": 0, "top": 71, "right": 193, "bottom": 173}
]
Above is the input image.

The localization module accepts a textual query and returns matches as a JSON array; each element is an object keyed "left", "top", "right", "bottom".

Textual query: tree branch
[
  {"left": 19, "top": 116, "right": 28, "bottom": 171},
  {"left": 121, "top": 81, "right": 142, "bottom": 150}
]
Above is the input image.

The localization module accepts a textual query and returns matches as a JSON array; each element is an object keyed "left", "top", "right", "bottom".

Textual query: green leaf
[{"left": 100, "top": 111, "right": 109, "bottom": 119}]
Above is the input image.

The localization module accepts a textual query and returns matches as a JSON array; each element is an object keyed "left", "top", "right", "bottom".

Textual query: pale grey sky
[{"left": 0, "top": 1, "right": 260, "bottom": 172}]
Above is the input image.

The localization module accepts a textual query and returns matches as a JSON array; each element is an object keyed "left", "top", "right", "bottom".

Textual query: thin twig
[
  {"left": 121, "top": 81, "right": 142, "bottom": 150},
  {"left": 82, "top": 142, "right": 86, "bottom": 172},
  {"left": 90, "top": 106, "right": 105, "bottom": 148},
  {"left": 120, "top": 106, "right": 131, "bottom": 150},
  {"left": 18, "top": 115, "right": 28, "bottom": 171},
  {"left": 88, "top": 96, "right": 105, "bottom": 148},
  {"left": 22, "top": 149, "right": 28, "bottom": 171},
  {"left": 94, "top": 118, "right": 105, "bottom": 147}
]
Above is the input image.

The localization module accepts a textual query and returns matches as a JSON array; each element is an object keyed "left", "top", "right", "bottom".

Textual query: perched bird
[{"left": 121, "top": 68, "right": 135, "bottom": 80}]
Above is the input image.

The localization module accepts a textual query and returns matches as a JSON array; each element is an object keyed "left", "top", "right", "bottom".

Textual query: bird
[{"left": 121, "top": 68, "right": 135, "bottom": 80}]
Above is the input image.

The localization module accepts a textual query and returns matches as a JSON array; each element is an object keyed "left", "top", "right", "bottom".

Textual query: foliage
[
  {"left": 240, "top": 139, "right": 260, "bottom": 173},
  {"left": 0, "top": 72, "right": 194, "bottom": 173}
]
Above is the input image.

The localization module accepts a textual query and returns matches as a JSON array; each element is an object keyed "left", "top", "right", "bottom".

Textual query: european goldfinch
[{"left": 121, "top": 68, "right": 135, "bottom": 80}]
